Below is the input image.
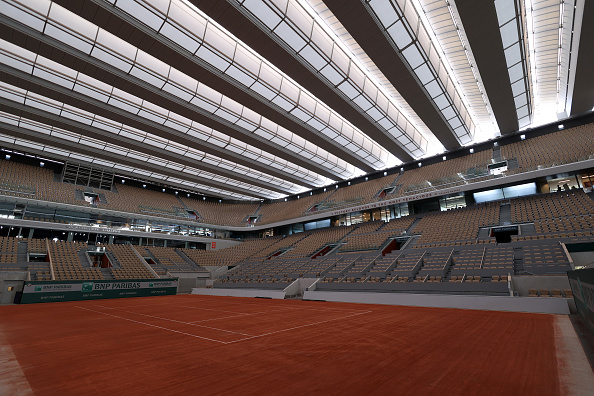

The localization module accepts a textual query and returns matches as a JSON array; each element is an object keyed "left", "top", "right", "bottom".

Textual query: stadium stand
[
  {"left": 106, "top": 244, "right": 156, "bottom": 279},
  {"left": 1, "top": 124, "right": 594, "bottom": 227},
  {"left": 49, "top": 241, "right": 103, "bottom": 281},
  {"left": 0, "top": 188, "right": 590, "bottom": 286},
  {"left": 501, "top": 124, "right": 594, "bottom": 172},
  {"left": 412, "top": 203, "right": 500, "bottom": 246}
]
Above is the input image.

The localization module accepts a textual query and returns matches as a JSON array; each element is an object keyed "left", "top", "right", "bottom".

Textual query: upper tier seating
[
  {"left": 1, "top": 123, "right": 593, "bottom": 226},
  {"left": 412, "top": 203, "right": 500, "bottom": 246},
  {"left": 501, "top": 123, "right": 594, "bottom": 172}
]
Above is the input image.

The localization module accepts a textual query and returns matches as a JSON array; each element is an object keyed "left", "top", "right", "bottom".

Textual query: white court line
[
  {"left": 95, "top": 302, "right": 257, "bottom": 316},
  {"left": 224, "top": 310, "right": 372, "bottom": 344},
  {"left": 98, "top": 307, "right": 254, "bottom": 337},
  {"left": 186, "top": 308, "right": 292, "bottom": 323},
  {"left": 189, "top": 297, "right": 371, "bottom": 313},
  {"left": 74, "top": 306, "right": 227, "bottom": 343},
  {"left": 88, "top": 301, "right": 185, "bottom": 309},
  {"left": 94, "top": 296, "right": 369, "bottom": 315},
  {"left": 174, "top": 305, "right": 269, "bottom": 315},
  {"left": 76, "top": 305, "right": 372, "bottom": 345}
]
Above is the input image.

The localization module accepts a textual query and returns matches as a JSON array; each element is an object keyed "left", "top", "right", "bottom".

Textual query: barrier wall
[
  {"left": 302, "top": 290, "right": 570, "bottom": 314},
  {"left": 567, "top": 268, "right": 594, "bottom": 335},
  {"left": 191, "top": 287, "right": 286, "bottom": 299},
  {"left": 20, "top": 279, "right": 178, "bottom": 304}
]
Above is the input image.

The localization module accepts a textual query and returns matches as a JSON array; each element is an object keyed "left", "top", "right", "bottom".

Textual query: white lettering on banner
[
  {"left": 65, "top": 224, "right": 121, "bottom": 233},
  {"left": 22, "top": 280, "right": 178, "bottom": 294}
]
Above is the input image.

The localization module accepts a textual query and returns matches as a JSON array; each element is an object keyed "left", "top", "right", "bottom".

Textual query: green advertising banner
[
  {"left": 567, "top": 268, "right": 594, "bottom": 337},
  {"left": 20, "top": 279, "right": 178, "bottom": 304}
]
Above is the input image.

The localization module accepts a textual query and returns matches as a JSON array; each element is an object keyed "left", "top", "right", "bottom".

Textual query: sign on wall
[{"left": 20, "top": 279, "right": 178, "bottom": 304}]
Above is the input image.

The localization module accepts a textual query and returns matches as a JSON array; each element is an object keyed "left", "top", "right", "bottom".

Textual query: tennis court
[{"left": 0, "top": 294, "right": 577, "bottom": 395}]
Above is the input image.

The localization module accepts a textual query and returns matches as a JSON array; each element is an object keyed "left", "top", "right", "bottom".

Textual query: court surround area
[{"left": 1, "top": 294, "right": 592, "bottom": 395}]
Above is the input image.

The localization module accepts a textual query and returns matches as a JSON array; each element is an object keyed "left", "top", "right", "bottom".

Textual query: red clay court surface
[{"left": 0, "top": 294, "right": 573, "bottom": 395}]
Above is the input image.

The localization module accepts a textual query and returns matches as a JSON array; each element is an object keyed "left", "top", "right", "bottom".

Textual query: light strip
[
  {"left": 0, "top": 0, "right": 357, "bottom": 179},
  {"left": 0, "top": 80, "right": 306, "bottom": 195},
  {"left": 494, "top": 0, "right": 533, "bottom": 129},
  {"left": 416, "top": 0, "right": 500, "bottom": 142},
  {"left": 229, "top": 0, "right": 430, "bottom": 158},
  {"left": 101, "top": 0, "right": 394, "bottom": 170},
  {"left": 0, "top": 110, "right": 284, "bottom": 199},
  {"left": 365, "top": 0, "right": 475, "bottom": 145},
  {"left": 525, "top": 0, "right": 575, "bottom": 125},
  {"left": 0, "top": 37, "right": 333, "bottom": 189}
]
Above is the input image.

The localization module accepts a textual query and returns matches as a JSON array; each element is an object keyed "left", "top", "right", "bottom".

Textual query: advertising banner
[{"left": 20, "top": 279, "right": 178, "bottom": 304}]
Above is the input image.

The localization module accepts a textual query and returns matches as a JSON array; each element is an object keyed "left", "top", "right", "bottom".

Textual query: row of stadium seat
[{"left": 1, "top": 123, "right": 593, "bottom": 226}]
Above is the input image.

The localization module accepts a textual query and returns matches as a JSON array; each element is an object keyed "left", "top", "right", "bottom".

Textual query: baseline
[{"left": 74, "top": 306, "right": 228, "bottom": 344}]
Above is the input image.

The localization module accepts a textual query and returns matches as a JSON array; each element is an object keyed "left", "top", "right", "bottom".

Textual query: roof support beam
[
  {"left": 570, "top": 0, "right": 594, "bottom": 115},
  {"left": 0, "top": 66, "right": 317, "bottom": 190},
  {"left": 190, "top": 0, "right": 414, "bottom": 162},
  {"left": 0, "top": 119, "right": 263, "bottom": 199},
  {"left": 0, "top": 17, "right": 344, "bottom": 180},
  {"left": 0, "top": 99, "right": 293, "bottom": 196},
  {"left": 51, "top": 0, "right": 376, "bottom": 173},
  {"left": 322, "top": 0, "right": 461, "bottom": 150},
  {"left": 455, "top": 0, "right": 520, "bottom": 134}
]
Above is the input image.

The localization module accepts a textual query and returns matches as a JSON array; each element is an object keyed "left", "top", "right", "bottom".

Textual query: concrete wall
[
  {"left": 191, "top": 287, "right": 286, "bottom": 299},
  {"left": 0, "top": 272, "right": 27, "bottom": 305},
  {"left": 511, "top": 275, "right": 571, "bottom": 296},
  {"left": 570, "top": 251, "right": 594, "bottom": 268},
  {"left": 283, "top": 278, "right": 318, "bottom": 297},
  {"left": 302, "top": 290, "right": 570, "bottom": 314}
]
